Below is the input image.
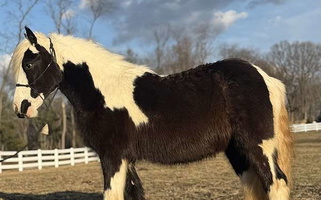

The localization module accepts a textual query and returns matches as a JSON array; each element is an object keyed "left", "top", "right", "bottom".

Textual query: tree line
[{"left": 0, "top": 0, "right": 320, "bottom": 151}]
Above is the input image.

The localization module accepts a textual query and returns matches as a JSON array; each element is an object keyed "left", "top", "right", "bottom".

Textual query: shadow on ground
[{"left": 0, "top": 191, "right": 102, "bottom": 200}]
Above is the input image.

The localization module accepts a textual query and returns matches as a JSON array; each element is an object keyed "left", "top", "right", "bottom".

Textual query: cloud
[
  {"left": 79, "top": 0, "right": 89, "bottom": 9},
  {"left": 62, "top": 9, "right": 75, "bottom": 20},
  {"left": 248, "top": 0, "right": 287, "bottom": 8},
  {"left": 0, "top": 54, "right": 12, "bottom": 71},
  {"left": 102, "top": 0, "right": 288, "bottom": 44},
  {"left": 111, "top": 0, "right": 240, "bottom": 44},
  {"left": 212, "top": 10, "right": 248, "bottom": 33},
  {"left": 268, "top": 15, "right": 282, "bottom": 25}
]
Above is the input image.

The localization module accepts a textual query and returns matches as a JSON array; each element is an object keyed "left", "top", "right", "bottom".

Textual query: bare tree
[
  {"left": 194, "top": 23, "right": 213, "bottom": 64},
  {"left": 83, "top": 0, "right": 114, "bottom": 39},
  {"left": 153, "top": 26, "right": 171, "bottom": 71},
  {"left": 46, "top": 0, "right": 76, "bottom": 35},
  {"left": 70, "top": 107, "right": 76, "bottom": 147},
  {"left": 268, "top": 41, "right": 321, "bottom": 122},
  {"left": 219, "top": 43, "right": 275, "bottom": 75},
  {"left": 7, "top": 0, "right": 40, "bottom": 45},
  {"left": 148, "top": 24, "right": 216, "bottom": 74},
  {"left": 61, "top": 101, "right": 67, "bottom": 149}
]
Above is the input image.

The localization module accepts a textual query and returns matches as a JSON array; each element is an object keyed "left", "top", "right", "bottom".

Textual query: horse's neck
[
  {"left": 58, "top": 64, "right": 105, "bottom": 113},
  {"left": 52, "top": 37, "right": 153, "bottom": 124}
]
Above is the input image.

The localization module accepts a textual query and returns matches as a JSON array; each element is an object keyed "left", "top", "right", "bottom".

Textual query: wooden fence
[{"left": 0, "top": 147, "right": 99, "bottom": 173}]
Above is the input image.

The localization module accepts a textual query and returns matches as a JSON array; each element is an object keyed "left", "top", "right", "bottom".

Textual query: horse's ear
[{"left": 25, "top": 26, "right": 37, "bottom": 46}]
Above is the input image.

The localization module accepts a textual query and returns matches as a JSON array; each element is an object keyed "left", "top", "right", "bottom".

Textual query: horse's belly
[{"left": 138, "top": 128, "right": 231, "bottom": 165}]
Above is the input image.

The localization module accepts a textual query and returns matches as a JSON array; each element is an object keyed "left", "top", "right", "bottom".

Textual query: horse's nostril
[
  {"left": 17, "top": 113, "right": 25, "bottom": 118},
  {"left": 21, "top": 100, "right": 31, "bottom": 115}
]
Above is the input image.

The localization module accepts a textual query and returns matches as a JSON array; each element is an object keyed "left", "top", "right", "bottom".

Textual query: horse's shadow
[{"left": 0, "top": 191, "right": 102, "bottom": 200}]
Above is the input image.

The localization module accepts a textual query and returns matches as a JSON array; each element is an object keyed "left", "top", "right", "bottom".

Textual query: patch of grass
[{"left": 0, "top": 132, "right": 320, "bottom": 199}]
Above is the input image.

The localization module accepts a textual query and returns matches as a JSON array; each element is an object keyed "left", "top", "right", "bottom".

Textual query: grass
[{"left": 0, "top": 132, "right": 320, "bottom": 200}]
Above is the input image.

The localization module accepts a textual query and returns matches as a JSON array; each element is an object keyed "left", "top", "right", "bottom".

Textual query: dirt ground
[{"left": 0, "top": 132, "right": 320, "bottom": 200}]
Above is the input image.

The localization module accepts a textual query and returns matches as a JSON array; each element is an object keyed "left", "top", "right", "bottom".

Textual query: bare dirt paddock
[{"left": 0, "top": 132, "right": 320, "bottom": 200}]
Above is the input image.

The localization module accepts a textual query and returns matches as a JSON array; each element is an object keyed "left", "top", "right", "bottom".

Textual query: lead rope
[
  {"left": 1, "top": 37, "right": 60, "bottom": 163},
  {"left": 0, "top": 144, "right": 28, "bottom": 162}
]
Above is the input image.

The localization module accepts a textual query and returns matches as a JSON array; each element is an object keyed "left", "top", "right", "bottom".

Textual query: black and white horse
[{"left": 11, "top": 27, "right": 293, "bottom": 200}]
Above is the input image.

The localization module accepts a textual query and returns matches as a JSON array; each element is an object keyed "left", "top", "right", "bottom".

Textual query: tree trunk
[
  {"left": 61, "top": 101, "right": 67, "bottom": 149},
  {"left": 71, "top": 106, "right": 76, "bottom": 147}
]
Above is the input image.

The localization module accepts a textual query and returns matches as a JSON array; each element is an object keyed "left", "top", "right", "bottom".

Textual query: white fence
[
  {"left": 291, "top": 122, "right": 321, "bottom": 133},
  {"left": 0, "top": 147, "right": 99, "bottom": 173}
]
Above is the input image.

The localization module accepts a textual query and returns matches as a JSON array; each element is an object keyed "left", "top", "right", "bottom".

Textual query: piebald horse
[{"left": 11, "top": 27, "right": 293, "bottom": 200}]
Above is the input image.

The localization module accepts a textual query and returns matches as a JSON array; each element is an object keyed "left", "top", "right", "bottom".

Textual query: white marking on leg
[
  {"left": 268, "top": 179, "right": 290, "bottom": 200},
  {"left": 259, "top": 138, "right": 277, "bottom": 180},
  {"left": 104, "top": 160, "right": 128, "bottom": 200}
]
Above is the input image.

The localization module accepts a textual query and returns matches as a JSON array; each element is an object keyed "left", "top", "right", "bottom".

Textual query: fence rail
[
  {"left": 291, "top": 122, "right": 321, "bottom": 133},
  {"left": 0, "top": 147, "right": 99, "bottom": 173},
  {"left": 0, "top": 122, "right": 320, "bottom": 173}
]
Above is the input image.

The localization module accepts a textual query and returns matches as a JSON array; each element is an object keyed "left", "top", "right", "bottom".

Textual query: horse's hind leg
[
  {"left": 226, "top": 138, "right": 290, "bottom": 200},
  {"left": 226, "top": 139, "right": 268, "bottom": 200},
  {"left": 124, "top": 164, "right": 146, "bottom": 200}
]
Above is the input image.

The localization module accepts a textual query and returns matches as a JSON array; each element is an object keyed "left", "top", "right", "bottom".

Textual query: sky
[{"left": 0, "top": 0, "right": 321, "bottom": 68}]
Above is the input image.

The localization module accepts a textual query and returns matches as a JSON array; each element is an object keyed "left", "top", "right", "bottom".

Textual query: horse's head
[{"left": 12, "top": 27, "right": 62, "bottom": 118}]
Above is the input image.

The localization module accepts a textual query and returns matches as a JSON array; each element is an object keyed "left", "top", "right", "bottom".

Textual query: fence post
[
  {"left": 0, "top": 151, "right": 2, "bottom": 173},
  {"left": 18, "top": 152, "right": 23, "bottom": 172},
  {"left": 70, "top": 148, "right": 75, "bottom": 166},
  {"left": 305, "top": 124, "right": 307, "bottom": 132},
  {"left": 54, "top": 149, "right": 59, "bottom": 168},
  {"left": 38, "top": 149, "right": 42, "bottom": 170},
  {"left": 84, "top": 147, "right": 88, "bottom": 164}
]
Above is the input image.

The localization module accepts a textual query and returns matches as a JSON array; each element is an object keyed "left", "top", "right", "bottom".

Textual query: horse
[{"left": 11, "top": 27, "right": 293, "bottom": 200}]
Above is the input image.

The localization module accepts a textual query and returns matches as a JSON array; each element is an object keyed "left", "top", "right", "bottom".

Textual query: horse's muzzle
[{"left": 14, "top": 100, "right": 30, "bottom": 118}]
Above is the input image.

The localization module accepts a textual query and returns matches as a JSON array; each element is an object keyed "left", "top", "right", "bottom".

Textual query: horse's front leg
[{"left": 100, "top": 156, "right": 128, "bottom": 200}]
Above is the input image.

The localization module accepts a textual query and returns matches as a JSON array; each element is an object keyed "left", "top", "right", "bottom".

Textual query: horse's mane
[{"left": 11, "top": 32, "right": 152, "bottom": 81}]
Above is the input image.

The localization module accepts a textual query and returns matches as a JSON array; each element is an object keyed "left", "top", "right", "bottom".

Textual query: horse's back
[{"left": 130, "top": 59, "right": 274, "bottom": 164}]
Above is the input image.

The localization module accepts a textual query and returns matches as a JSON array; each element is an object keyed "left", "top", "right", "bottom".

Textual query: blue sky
[{"left": 0, "top": 0, "right": 320, "bottom": 65}]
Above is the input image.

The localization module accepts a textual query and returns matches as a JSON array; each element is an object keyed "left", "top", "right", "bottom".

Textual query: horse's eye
[{"left": 25, "top": 63, "right": 33, "bottom": 70}]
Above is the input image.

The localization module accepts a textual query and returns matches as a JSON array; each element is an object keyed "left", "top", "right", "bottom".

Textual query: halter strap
[{"left": 15, "top": 37, "right": 60, "bottom": 107}]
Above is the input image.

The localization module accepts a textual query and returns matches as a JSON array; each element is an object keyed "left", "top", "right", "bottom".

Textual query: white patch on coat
[
  {"left": 104, "top": 160, "right": 128, "bottom": 200},
  {"left": 11, "top": 33, "right": 153, "bottom": 126}
]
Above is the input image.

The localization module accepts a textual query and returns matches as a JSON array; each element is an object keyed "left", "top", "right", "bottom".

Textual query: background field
[{"left": 0, "top": 132, "right": 320, "bottom": 200}]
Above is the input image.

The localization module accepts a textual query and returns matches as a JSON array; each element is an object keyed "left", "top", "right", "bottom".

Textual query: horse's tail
[
  {"left": 253, "top": 65, "right": 294, "bottom": 188},
  {"left": 272, "top": 80, "right": 294, "bottom": 187}
]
